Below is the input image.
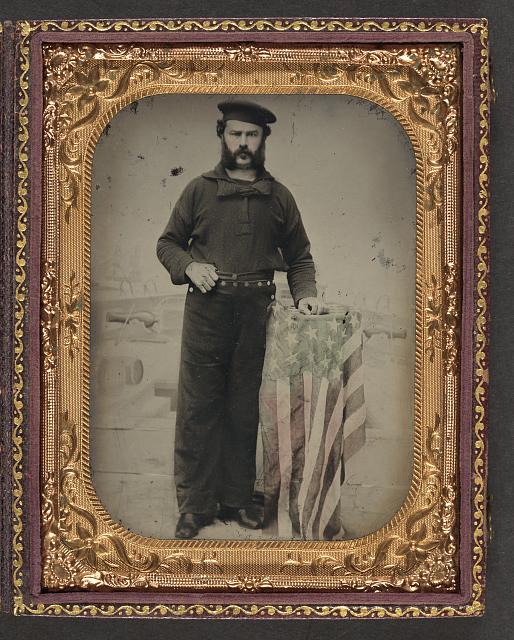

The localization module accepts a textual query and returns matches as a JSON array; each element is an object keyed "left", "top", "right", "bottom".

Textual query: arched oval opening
[{"left": 88, "top": 92, "right": 417, "bottom": 540}]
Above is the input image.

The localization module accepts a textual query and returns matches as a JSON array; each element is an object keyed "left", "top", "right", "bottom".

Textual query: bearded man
[{"left": 157, "top": 100, "right": 323, "bottom": 539}]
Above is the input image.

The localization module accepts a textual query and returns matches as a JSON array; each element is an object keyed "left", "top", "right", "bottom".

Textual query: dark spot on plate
[
  {"left": 170, "top": 167, "right": 184, "bottom": 177},
  {"left": 377, "top": 249, "right": 395, "bottom": 269}
]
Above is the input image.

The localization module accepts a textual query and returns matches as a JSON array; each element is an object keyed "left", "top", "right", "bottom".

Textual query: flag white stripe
[
  {"left": 338, "top": 329, "right": 363, "bottom": 365},
  {"left": 343, "top": 403, "right": 367, "bottom": 439},
  {"left": 303, "top": 371, "right": 312, "bottom": 448},
  {"left": 344, "top": 365, "right": 364, "bottom": 403},
  {"left": 318, "top": 458, "right": 343, "bottom": 538},
  {"left": 297, "top": 376, "right": 329, "bottom": 537},
  {"left": 305, "top": 367, "right": 365, "bottom": 538},
  {"left": 306, "top": 379, "right": 347, "bottom": 539},
  {"left": 276, "top": 378, "right": 293, "bottom": 538},
  {"left": 317, "top": 403, "right": 367, "bottom": 537}
]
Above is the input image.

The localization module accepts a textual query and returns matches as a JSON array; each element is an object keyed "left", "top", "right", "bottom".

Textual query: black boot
[
  {"left": 175, "top": 513, "right": 213, "bottom": 539},
  {"left": 218, "top": 504, "right": 263, "bottom": 530}
]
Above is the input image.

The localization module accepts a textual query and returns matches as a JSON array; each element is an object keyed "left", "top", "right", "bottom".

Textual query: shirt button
[
  {"left": 220, "top": 281, "right": 226, "bottom": 287},
  {"left": 189, "top": 287, "right": 194, "bottom": 292},
  {"left": 244, "top": 281, "right": 249, "bottom": 287},
  {"left": 267, "top": 281, "right": 271, "bottom": 286},
  {"left": 270, "top": 294, "right": 275, "bottom": 300},
  {"left": 233, "top": 282, "right": 238, "bottom": 287},
  {"left": 258, "top": 281, "right": 262, "bottom": 287}
]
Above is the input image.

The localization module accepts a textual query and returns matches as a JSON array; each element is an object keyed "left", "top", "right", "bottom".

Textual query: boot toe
[
  {"left": 175, "top": 513, "right": 212, "bottom": 539},
  {"left": 237, "top": 508, "right": 263, "bottom": 529},
  {"left": 218, "top": 505, "right": 263, "bottom": 529}
]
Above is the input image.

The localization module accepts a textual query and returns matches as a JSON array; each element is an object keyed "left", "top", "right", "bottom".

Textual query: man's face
[{"left": 221, "top": 119, "right": 265, "bottom": 170}]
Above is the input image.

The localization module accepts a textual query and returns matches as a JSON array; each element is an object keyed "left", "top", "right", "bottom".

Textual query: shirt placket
[{"left": 236, "top": 194, "right": 253, "bottom": 237}]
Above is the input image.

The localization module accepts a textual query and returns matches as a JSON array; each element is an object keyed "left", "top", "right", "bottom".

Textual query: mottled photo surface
[{"left": 89, "top": 93, "right": 416, "bottom": 541}]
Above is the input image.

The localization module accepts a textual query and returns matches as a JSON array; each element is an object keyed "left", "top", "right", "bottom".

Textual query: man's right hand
[{"left": 185, "top": 262, "right": 219, "bottom": 293}]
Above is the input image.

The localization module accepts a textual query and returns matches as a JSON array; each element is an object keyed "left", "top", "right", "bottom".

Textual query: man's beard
[{"left": 221, "top": 138, "right": 266, "bottom": 172}]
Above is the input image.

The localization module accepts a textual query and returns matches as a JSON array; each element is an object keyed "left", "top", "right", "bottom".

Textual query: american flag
[{"left": 259, "top": 303, "right": 366, "bottom": 540}]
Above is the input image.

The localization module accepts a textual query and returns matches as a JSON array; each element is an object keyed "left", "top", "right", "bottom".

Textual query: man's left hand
[{"left": 297, "top": 297, "right": 327, "bottom": 315}]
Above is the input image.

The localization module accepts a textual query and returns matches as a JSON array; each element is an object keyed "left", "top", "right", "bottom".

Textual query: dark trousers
[{"left": 175, "top": 282, "right": 276, "bottom": 515}]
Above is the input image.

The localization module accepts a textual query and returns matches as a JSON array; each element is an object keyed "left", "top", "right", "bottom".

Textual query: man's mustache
[{"left": 220, "top": 137, "right": 265, "bottom": 170}]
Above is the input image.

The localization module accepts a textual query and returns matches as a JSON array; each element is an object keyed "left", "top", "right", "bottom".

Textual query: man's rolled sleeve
[
  {"left": 280, "top": 189, "right": 317, "bottom": 306},
  {"left": 156, "top": 185, "right": 195, "bottom": 285}
]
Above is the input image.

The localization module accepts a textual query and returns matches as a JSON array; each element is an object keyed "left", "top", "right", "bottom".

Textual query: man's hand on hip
[
  {"left": 297, "top": 297, "right": 327, "bottom": 315},
  {"left": 185, "top": 262, "right": 219, "bottom": 293}
]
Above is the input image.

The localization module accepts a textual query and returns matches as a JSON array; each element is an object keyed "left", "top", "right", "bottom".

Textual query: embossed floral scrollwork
[
  {"left": 425, "top": 274, "right": 443, "bottom": 363},
  {"left": 65, "top": 65, "right": 110, "bottom": 125},
  {"left": 393, "top": 506, "right": 440, "bottom": 574},
  {"left": 397, "top": 486, "right": 457, "bottom": 591},
  {"left": 224, "top": 44, "right": 271, "bottom": 61},
  {"left": 44, "top": 550, "right": 84, "bottom": 589},
  {"left": 41, "top": 473, "right": 59, "bottom": 565},
  {"left": 443, "top": 262, "right": 459, "bottom": 374},
  {"left": 96, "top": 45, "right": 148, "bottom": 59},
  {"left": 61, "top": 271, "right": 81, "bottom": 359},
  {"left": 43, "top": 102, "right": 58, "bottom": 150},
  {"left": 425, "top": 266, "right": 459, "bottom": 371},
  {"left": 43, "top": 44, "right": 95, "bottom": 89},
  {"left": 281, "top": 553, "right": 345, "bottom": 575},
  {"left": 225, "top": 576, "right": 274, "bottom": 592},
  {"left": 41, "top": 260, "right": 59, "bottom": 370},
  {"left": 425, "top": 413, "right": 442, "bottom": 503},
  {"left": 281, "top": 538, "right": 398, "bottom": 579}
]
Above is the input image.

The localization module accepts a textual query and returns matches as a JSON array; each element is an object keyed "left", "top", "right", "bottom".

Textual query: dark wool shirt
[{"left": 156, "top": 163, "right": 317, "bottom": 305}]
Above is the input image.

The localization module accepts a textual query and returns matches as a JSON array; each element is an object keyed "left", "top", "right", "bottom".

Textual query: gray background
[{"left": 1, "top": 0, "right": 512, "bottom": 638}]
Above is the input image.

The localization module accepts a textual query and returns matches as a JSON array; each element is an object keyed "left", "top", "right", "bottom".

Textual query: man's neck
[{"left": 224, "top": 167, "right": 257, "bottom": 182}]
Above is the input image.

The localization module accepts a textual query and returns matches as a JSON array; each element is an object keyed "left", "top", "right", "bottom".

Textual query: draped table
[{"left": 259, "top": 303, "right": 366, "bottom": 540}]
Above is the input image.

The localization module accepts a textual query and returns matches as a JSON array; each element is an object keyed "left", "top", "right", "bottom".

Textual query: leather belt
[
  {"left": 216, "top": 270, "right": 274, "bottom": 288},
  {"left": 216, "top": 270, "right": 274, "bottom": 282}
]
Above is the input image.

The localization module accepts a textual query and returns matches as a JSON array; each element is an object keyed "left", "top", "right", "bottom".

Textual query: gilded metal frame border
[{"left": 9, "top": 18, "right": 489, "bottom": 619}]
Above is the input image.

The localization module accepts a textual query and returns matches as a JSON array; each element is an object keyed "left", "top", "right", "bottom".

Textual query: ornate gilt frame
[{"left": 1, "top": 17, "right": 489, "bottom": 619}]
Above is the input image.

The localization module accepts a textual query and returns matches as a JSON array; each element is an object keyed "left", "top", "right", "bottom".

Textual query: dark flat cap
[{"left": 218, "top": 99, "right": 277, "bottom": 127}]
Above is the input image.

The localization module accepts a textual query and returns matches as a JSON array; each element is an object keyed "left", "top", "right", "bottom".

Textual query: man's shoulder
[
  {"left": 270, "top": 178, "right": 296, "bottom": 202},
  {"left": 184, "top": 174, "right": 209, "bottom": 188},
  {"left": 177, "top": 174, "right": 216, "bottom": 198}
]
